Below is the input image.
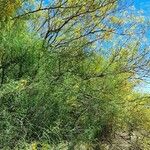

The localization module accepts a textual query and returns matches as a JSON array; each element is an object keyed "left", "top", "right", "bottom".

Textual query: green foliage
[{"left": 0, "top": 0, "right": 150, "bottom": 150}]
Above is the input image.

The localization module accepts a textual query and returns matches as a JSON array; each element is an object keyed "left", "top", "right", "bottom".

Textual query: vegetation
[{"left": 0, "top": 0, "right": 150, "bottom": 149}]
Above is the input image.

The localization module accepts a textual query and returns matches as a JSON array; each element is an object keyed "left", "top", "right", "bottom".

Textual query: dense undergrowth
[{"left": 0, "top": 0, "right": 150, "bottom": 149}]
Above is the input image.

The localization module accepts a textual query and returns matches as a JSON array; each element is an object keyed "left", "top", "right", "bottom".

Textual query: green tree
[{"left": 0, "top": 0, "right": 150, "bottom": 149}]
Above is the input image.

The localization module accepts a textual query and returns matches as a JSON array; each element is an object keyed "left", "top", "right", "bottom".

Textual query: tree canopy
[{"left": 0, "top": 0, "right": 150, "bottom": 149}]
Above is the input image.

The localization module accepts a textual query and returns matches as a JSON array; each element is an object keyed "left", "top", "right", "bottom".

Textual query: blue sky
[
  {"left": 134, "top": 0, "right": 150, "bottom": 93},
  {"left": 134, "top": 0, "right": 150, "bottom": 17}
]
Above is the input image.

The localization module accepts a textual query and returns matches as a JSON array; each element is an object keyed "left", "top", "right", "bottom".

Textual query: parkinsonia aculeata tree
[{"left": 0, "top": 0, "right": 150, "bottom": 149}]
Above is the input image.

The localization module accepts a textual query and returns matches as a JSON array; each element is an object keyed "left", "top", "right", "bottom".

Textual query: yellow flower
[
  {"left": 31, "top": 142, "right": 37, "bottom": 150},
  {"left": 20, "top": 79, "right": 28, "bottom": 87}
]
